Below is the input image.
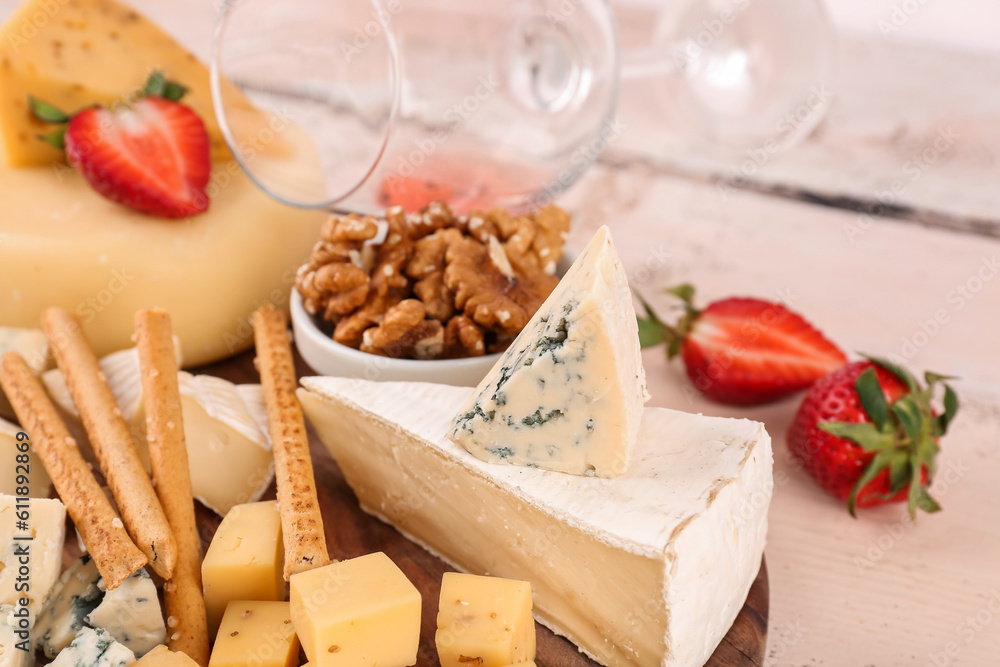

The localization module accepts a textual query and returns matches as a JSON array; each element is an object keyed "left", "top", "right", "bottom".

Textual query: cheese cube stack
[
  {"left": 436, "top": 573, "right": 535, "bottom": 667},
  {"left": 290, "top": 552, "right": 421, "bottom": 667},
  {"left": 0, "top": 495, "right": 66, "bottom": 622},
  {"left": 133, "top": 645, "right": 201, "bottom": 667},
  {"left": 202, "top": 502, "right": 285, "bottom": 638},
  {"left": 208, "top": 601, "right": 299, "bottom": 667},
  {"left": 0, "top": 418, "right": 51, "bottom": 499},
  {"left": 450, "top": 226, "right": 649, "bottom": 478}
]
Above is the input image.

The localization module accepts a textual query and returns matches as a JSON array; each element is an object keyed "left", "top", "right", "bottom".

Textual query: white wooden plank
[
  {"left": 613, "top": 5, "right": 1000, "bottom": 232},
  {"left": 561, "top": 163, "right": 1000, "bottom": 666}
]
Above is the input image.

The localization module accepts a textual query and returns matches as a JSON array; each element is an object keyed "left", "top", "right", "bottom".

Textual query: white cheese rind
[
  {"left": 299, "top": 377, "right": 772, "bottom": 667},
  {"left": 0, "top": 496, "right": 66, "bottom": 624},
  {"left": 0, "top": 328, "right": 50, "bottom": 421},
  {"left": 43, "top": 349, "right": 273, "bottom": 517},
  {"left": 450, "top": 226, "right": 649, "bottom": 478}
]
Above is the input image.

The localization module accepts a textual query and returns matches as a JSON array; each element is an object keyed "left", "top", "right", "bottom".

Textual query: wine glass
[
  {"left": 211, "top": 0, "right": 620, "bottom": 215},
  {"left": 620, "top": 0, "right": 836, "bottom": 156}
]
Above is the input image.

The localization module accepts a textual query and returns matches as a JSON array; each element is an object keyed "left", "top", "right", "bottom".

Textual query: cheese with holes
[
  {"left": 450, "top": 226, "right": 648, "bottom": 478},
  {"left": 44, "top": 351, "right": 274, "bottom": 516},
  {"left": 0, "top": 420, "right": 51, "bottom": 499},
  {"left": 34, "top": 555, "right": 103, "bottom": 658},
  {"left": 50, "top": 627, "right": 134, "bottom": 667},
  {"left": 436, "top": 573, "right": 535, "bottom": 667},
  {"left": 299, "top": 377, "right": 772, "bottom": 667},
  {"left": 209, "top": 601, "right": 298, "bottom": 667},
  {"left": 86, "top": 569, "right": 165, "bottom": 658},
  {"left": 202, "top": 501, "right": 284, "bottom": 638},
  {"left": 0, "top": 495, "right": 65, "bottom": 623},
  {"left": 0, "top": 328, "right": 50, "bottom": 420},
  {"left": 0, "top": 0, "right": 274, "bottom": 166},
  {"left": 289, "top": 552, "right": 421, "bottom": 667}
]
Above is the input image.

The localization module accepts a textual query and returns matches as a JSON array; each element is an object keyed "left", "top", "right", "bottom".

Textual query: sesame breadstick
[
  {"left": 0, "top": 352, "right": 147, "bottom": 589},
  {"left": 135, "top": 310, "right": 209, "bottom": 666},
  {"left": 41, "top": 307, "right": 177, "bottom": 579},
  {"left": 252, "top": 304, "right": 330, "bottom": 579}
]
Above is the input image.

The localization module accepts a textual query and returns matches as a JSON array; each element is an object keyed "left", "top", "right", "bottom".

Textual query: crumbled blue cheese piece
[
  {"left": 49, "top": 627, "right": 134, "bottom": 667},
  {"left": 34, "top": 555, "right": 103, "bottom": 658},
  {"left": 85, "top": 570, "right": 165, "bottom": 658}
]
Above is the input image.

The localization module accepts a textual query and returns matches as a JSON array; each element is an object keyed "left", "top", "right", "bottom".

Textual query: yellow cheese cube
[
  {"left": 0, "top": 0, "right": 269, "bottom": 166},
  {"left": 203, "top": 501, "right": 285, "bottom": 638},
  {"left": 209, "top": 601, "right": 299, "bottom": 667},
  {"left": 436, "top": 573, "right": 536, "bottom": 667},
  {"left": 290, "top": 552, "right": 421, "bottom": 667},
  {"left": 134, "top": 645, "right": 201, "bottom": 666}
]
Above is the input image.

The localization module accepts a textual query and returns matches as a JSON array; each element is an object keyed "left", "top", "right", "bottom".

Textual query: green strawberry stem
[
  {"left": 819, "top": 356, "right": 958, "bottom": 520},
  {"left": 28, "top": 70, "right": 188, "bottom": 151},
  {"left": 635, "top": 284, "right": 701, "bottom": 358}
]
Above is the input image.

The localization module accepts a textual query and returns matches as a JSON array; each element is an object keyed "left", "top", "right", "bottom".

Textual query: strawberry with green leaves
[
  {"left": 787, "top": 357, "right": 959, "bottom": 518},
  {"left": 637, "top": 285, "right": 847, "bottom": 405},
  {"left": 29, "top": 72, "right": 211, "bottom": 219}
]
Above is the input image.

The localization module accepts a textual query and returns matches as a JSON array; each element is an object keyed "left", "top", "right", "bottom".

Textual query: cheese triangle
[
  {"left": 299, "top": 376, "right": 772, "bottom": 667},
  {"left": 450, "top": 226, "right": 649, "bottom": 477}
]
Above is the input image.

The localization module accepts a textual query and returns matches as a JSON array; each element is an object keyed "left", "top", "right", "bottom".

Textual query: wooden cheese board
[{"left": 54, "top": 348, "right": 768, "bottom": 667}]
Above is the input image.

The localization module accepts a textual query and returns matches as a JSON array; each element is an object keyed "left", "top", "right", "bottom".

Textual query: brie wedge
[{"left": 299, "top": 377, "right": 772, "bottom": 667}]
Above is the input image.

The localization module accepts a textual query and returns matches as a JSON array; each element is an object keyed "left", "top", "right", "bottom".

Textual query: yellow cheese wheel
[{"left": 0, "top": 163, "right": 324, "bottom": 367}]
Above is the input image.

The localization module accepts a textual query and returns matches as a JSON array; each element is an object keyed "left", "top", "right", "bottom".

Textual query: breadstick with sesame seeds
[
  {"left": 41, "top": 307, "right": 177, "bottom": 579},
  {"left": 135, "top": 309, "right": 209, "bottom": 667},
  {"left": 252, "top": 304, "right": 330, "bottom": 579},
  {"left": 0, "top": 352, "right": 147, "bottom": 589}
]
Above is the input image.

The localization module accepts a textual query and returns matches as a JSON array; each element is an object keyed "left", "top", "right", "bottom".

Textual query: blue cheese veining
[{"left": 450, "top": 226, "right": 649, "bottom": 477}]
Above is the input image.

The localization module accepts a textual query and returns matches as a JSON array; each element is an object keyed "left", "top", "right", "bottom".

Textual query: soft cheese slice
[
  {"left": 299, "top": 378, "right": 772, "bottom": 667},
  {"left": 0, "top": 0, "right": 277, "bottom": 166},
  {"left": 0, "top": 605, "right": 34, "bottom": 667},
  {"left": 0, "top": 496, "right": 66, "bottom": 623},
  {"left": 450, "top": 226, "right": 649, "bottom": 477},
  {"left": 0, "top": 328, "right": 50, "bottom": 420},
  {"left": 0, "top": 418, "right": 52, "bottom": 499},
  {"left": 44, "top": 351, "right": 273, "bottom": 516}
]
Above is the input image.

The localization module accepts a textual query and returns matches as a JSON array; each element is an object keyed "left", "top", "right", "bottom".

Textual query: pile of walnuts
[{"left": 295, "top": 201, "right": 570, "bottom": 360}]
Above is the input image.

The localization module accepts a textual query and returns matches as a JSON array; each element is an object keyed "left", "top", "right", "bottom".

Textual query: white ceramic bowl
[
  {"left": 291, "top": 250, "right": 574, "bottom": 386},
  {"left": 290, "top": 289, "right": 503, "bottom": 386}
]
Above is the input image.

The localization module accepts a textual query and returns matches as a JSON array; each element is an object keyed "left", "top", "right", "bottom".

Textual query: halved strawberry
[
  {"left": 638, "top": 285, "right": 847, "bottom": 405},
  {"left": 29, "top": 72, "right": 211, "bottom": 219}
]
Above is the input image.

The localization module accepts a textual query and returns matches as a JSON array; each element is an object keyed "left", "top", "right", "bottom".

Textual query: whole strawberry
[
  {"left": 788, "top": 357, "right": 958, "bottom": 518},
  {"left": 637, "top": 285, "right": 847, "bottom": 405}
]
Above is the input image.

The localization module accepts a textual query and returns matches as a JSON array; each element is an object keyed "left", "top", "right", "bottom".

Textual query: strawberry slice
[
  {"left": 64, "top": 96, "right": 211, "bottom": 218},
  {"left": 638, "top": 285, "right": 847, "bottom": 405}
]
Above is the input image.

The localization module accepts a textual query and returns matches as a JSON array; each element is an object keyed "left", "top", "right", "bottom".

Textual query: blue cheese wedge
[
  {"left": 0, "top": 495, "right": 66, "bottom": 623},
  {"left": 86, "top": 569, "right": 165, "bottom": 658},
  {"left": 50, "top": 627, "right": 135, "bottom": 667},
  {"left": 0, "top": 605, "right": 34, "bottom": 667},
  {"left": 34, "top": 555, "right": 103, "bottom": 658},
  {"left": 299, "top": 377, "right": 772, "bottom": 667},
  {"left": 450, "top": 226, "right": 649, "bottom": 477}
]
